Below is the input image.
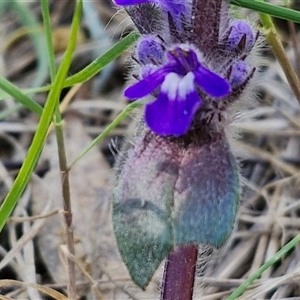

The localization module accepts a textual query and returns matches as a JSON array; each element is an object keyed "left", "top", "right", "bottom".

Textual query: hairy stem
[{"left": 160, "top": 244, "right": 198, "bottom": 300}]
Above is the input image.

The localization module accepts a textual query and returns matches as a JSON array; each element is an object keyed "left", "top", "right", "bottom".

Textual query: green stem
[
  {"left": 41, "top": 0, "right": 80, "bottom": 298},
  {"left": 259, "top": 11, "right": 300, "bottom": 104}
]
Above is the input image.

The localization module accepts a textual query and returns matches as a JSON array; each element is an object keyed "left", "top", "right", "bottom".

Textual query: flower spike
[{"left": 113, "top": 0, "right": 261, "bottom": 290}]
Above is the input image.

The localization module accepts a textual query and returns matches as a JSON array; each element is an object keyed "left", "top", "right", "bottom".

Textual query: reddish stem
[{"left": 160, "top": 244, "right": 198, "bottom": 300}]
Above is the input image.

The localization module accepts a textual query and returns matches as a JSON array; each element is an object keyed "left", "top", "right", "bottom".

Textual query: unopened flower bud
[
  {"left": 137, "top": 35, "right": 165, "bottom": 65},
  {"left": 229, "top": 61, "right": 251, "bottom": 88},
  {"left": 226, "top": 20, "right": 256, "bottom": 52}
]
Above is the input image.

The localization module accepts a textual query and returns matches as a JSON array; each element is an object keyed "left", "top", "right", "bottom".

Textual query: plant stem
[
  {"left": 160, "top": 244, "right": 198, "bottom": 300},
  {"left": 54, "top": 117, "right": 76, "bottom": 299},
  {"left": 41, "top": 0, "right": 78, "bottom": 297},
  {"left": 259, "top": 11, "right": 300, "bottom": 104}
]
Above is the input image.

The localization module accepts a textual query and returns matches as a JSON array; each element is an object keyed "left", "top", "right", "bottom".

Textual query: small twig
[
  {"left": 0, "top": 196, "right": 53, "bottom": 271},
  {"left": 160, "top": 244, "right": 198, "bottom": 300},
  {"left": 8, "top": 209, "right": 63, "bottom": 223},
  {"left": 235, "top": 141, "right": 299, "bottom": 176},
  {"left": 60, "top": 245, "right": 105, "bottom": 300},
  {"left": 98, "top": 265, "right": 139, "bottom": 300}
]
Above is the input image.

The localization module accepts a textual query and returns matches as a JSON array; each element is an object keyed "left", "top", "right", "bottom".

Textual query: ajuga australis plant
[{"left": 112, "top": 0, "right": 260, "bottom": 296}]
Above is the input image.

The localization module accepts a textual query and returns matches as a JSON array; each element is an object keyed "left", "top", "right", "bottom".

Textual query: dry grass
[{"left": 0, "top": 1, "right": 300, "bottom": 299}]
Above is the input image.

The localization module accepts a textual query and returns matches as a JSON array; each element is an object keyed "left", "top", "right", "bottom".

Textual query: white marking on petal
[
  {"left": 161, "top": 72, "right": 196, "bottom": 102},
  {"left": 161, "top": 73, "right": 181, "bottom": 100},
  {"left": 178, "top": 72, "right": 195, "bottom": 100}
]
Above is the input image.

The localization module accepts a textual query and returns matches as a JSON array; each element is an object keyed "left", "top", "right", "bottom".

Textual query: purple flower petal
[
  {"left": 113, "top": 0, "right": 189, "bottom": 31},
  {"left": 145, "top": 75, "right": 201, "bottom": 136},
  {"left": 194, "top": 67, "right": 230, "bottom": 98},
  {"left": 124, "top": 68, "right": 167, "bottom": 99},
  {"left": 113, "top": 0, "right": 150, "bottom": 5}
]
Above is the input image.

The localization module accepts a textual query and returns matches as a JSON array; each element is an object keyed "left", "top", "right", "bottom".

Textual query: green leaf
[
  {"left": 229, "top": 0, "right": 300, "bottom": 24},
  {"left": 113, "top": 200, "right": 173, "bottom": 289}
]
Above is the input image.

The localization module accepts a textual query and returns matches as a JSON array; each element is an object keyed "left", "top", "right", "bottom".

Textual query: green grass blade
[
  {"left": 227, "top": 234, "right": 300, "bottom": 300},
  {"left": 0, "top": 0, "right": 83, "bottom": 233},
  {"left": 10, "top": 0, "right": 49, "bottom": 88},
  {"left": 64, "top": 31, "right": 140, "bottom": 87},
  {"left": 0, "top": 32, "right": 139, "bottom": 105},
  {"left": 229, "top": 0, "right": 300, "bottom": 24},
  {"left": 70, "top": 100, "right": 143, "bottom": 168},
  {"left": 0, "top": 86, "right": 47, "bottom": 101},
  {"left": 0, "top": 76, "right": 43, "bottom": 115},
  {"left": 40, "top": 0, "right": 56, "bottom": 81}
]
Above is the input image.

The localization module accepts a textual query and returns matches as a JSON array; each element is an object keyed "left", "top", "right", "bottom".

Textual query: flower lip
[{"left": 125, "top": 43, "right": 230, "bottom": 136}]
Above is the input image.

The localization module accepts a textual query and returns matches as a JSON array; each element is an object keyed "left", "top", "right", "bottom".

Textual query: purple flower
[
  {"left": 113, "top": 0, "right": 190, "bottom": 30},
  {"left": 112, "top": 0, "right": 261, "bottom": 290},
  {"left": 113, "top": 0, "right": 187, "bottom": 15},
  {"left": 125, "top": 44, "right": 230, "bottom": 136}
]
